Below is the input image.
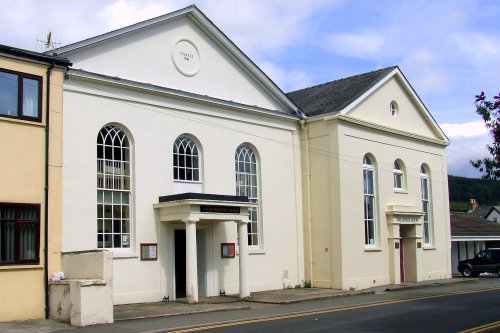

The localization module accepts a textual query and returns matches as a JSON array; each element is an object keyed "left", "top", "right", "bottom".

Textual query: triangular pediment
[
  {"left": 345, "top": 69, "right": 448, "bottom": 142},
  {"left": 55, "top": 6, "right": 298, "bottom": 115}
]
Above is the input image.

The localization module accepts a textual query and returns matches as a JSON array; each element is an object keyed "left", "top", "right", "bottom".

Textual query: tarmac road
[{"left": 3, "top": 277, "right": 500, "bottom": 333}]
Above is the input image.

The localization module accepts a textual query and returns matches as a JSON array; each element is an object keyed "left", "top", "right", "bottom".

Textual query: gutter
[{"left": 44, "top": 62, "right": 54, "bottom": 319}]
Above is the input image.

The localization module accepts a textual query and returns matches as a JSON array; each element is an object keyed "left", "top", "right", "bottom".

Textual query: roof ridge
[{"left": 287, "top": 65, "right": 398, "bottom": 95}]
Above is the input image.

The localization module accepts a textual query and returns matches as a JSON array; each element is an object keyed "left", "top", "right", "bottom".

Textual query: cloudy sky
[{"left": 2, "top": 0, "right": 498, "bottom": 178}]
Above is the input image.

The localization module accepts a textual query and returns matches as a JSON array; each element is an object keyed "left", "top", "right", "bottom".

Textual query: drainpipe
[
  {"left": 44, "top": 62, "right": 55, "bottom": 319},
  {"left": 300, "top": 119, "right": 314, "bottom": 287}
]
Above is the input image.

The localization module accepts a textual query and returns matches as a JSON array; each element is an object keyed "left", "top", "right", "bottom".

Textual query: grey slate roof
[
  {"left": 467, "top": 206, "right": 493, "bottom": 219},
  {"left": 451, "top": 213, "right": 500, "bottom": 237},
  {"left": 286, "top": 66, "right": 397, "bottom": 117}
]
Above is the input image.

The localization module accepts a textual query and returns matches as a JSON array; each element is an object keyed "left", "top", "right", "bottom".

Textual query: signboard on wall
[
  {"left": 140, "top": 243, "right": 158, "bottom": 260},
  {"left": 221, "top": 243, "right": 235, "bottom": 258}
]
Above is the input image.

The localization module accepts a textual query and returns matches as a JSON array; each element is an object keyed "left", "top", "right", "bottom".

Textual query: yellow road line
[
  {"left": 167, "top": 286, "right": 500, "bottom": 333},
  {"left": 459, "top": 320, "right": 500, "bottom": 333}
]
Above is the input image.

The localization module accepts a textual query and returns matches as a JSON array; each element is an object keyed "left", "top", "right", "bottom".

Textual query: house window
[
  {"left": 390, "top": 100, "right": 399, "bottom": 117},
  {"left": 97, "top": 125, "right": 131, "bottom": 249},
  {"left": 0, "top": 69, "right": 42, "bottom": 121},
  {"left": 363, "top": 155, "right": 377, "bottom": 246},
  {"left": 235, "top": 144, "right": 260, "bottom": 247},
  {"left": 173, "top": 136, "right": 200, "bottom": 182},
  {"left": 0, "top": 203, "right": 40, "bottom": 265},
  {"left": 393, "top": 160, "right": 405, "bottom": 190},
  {"left": 421, "top": 165, "right": 432, "bottom": 245}
]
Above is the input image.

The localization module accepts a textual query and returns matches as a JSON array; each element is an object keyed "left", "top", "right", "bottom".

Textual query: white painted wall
[{"left": 62, "top": 77, "right": 304, "bottom": 304}]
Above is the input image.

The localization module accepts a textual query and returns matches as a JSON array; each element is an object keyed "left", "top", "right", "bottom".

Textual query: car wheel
[{"left": 462, "top": 267, "right": 473, "bottom": 277}]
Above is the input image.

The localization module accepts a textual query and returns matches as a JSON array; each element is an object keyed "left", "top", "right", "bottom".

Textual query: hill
[{"left": 448, "top": 175, "right": 500, "bottom": 211}]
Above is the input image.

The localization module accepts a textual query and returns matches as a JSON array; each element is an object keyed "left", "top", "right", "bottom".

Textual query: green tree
[{"left": 470, "top": 91, "right": 500, "bottom": 180}]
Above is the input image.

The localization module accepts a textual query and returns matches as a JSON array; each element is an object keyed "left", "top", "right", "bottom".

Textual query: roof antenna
[{"left": 36, "top": 31, "right": 61, "bottom": 52}]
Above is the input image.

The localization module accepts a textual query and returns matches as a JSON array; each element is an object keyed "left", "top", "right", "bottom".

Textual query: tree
[{"left": 470, "top": 91, "right": 500, "bottom": 180}]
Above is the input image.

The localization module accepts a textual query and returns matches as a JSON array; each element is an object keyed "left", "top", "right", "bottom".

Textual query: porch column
[
  {"left": 237, "top": 220, "right": 250, "bottom": 298},
  {"left": 183, "top": 218, "right": 199, "bottom": 303}
]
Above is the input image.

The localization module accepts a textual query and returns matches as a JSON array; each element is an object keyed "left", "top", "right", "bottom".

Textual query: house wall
[
  {"left": 0, "top": 56, "right": 65, "bottom": 321},
  {"left": 62, "top": 78, "right": 304, "bottom": 304}
]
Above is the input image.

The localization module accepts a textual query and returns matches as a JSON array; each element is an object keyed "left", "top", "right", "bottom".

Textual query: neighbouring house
[
  {"left": 54, "top": 5, "right": 305, "bottom": 305},
  {"left": 0, "top": 45, "right": 70, "bottom": 321},
  {"left": 288, "top": 66, "right": 451, "bottom": 289},
  {"left": 450, "top": 212, "right": 500, "bottom": 275}
]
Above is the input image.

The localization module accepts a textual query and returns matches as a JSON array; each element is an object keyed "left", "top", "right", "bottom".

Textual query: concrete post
[
  {"left": 183, "top": 218, "right": 199, "bottom": 303},
  {"left": 237, "top": 220, "right": 250, "bottom": 298}
]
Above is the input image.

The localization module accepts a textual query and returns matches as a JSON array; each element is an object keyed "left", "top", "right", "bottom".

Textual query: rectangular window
[
  {"left": 0, "top": 203, "right": 40, "bottom": 265},
  {"left": 0, "top": 69, "right": 42, "bottom": 121}
]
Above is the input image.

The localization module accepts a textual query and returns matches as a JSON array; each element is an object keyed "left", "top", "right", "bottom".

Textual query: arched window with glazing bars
[{"left": 97, "top": 125, "right": 131, "bottom": 249}]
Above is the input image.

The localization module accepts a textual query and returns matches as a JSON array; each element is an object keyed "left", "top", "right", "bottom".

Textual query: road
[{"left": 56, "top": 278, "right": 500, "bottom": 333}]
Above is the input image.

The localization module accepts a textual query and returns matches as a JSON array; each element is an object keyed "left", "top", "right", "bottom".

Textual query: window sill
[
  {"left": 0, "top": 115, "right": 43, "bottom": 126},
  {"left": 249, "top": 249, "right": 266, "bottom": 255},
  {"left": 0, "top": 264, "right": 43, "bottom": 270},
  {"left": 113, "top": 252, "right": 138, "bottom": 259},
  {"left": 394, "top": 189, "right": 408, "bottom": 194},
  {"left": 423, "top": 246, "right": 436, "bottom": 251},
  {"left": 174, "top": 180, "right": 202, "bottom": 184},
  {"left": 364, "top": 247, "right": 382, "bottom": 252}
]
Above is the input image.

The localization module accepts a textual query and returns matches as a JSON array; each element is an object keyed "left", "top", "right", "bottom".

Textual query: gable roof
[
  {"left": 51, "top": 5, "right": 300, "bottom": 116},
  {"left": 451, "top": 213, "right": 500, "bottom": 238},
  {"left": 287, "top": 66, "right": 397, "bottom": 117},
  {"left": 467, "top": 205, "right": 494, "bottom": 219},
  {"left": 287, "top": 66, "right": 448, "bottom": 142}
]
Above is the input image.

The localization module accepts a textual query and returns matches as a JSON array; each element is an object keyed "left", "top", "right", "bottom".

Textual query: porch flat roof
[{"left": 159, "top": 192, "right": 248, "bottom": 203}]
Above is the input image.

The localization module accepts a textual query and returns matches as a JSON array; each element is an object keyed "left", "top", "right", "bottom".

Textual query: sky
[{"left": 1, "top": 0, "right": 498, "bottom": 178}]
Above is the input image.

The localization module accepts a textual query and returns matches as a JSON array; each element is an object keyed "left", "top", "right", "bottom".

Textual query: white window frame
[
  {"left": 393, "top": 160, "right": 405, "bottom": 191},
  {"left": 173, "top": 135, "right": 200, "bottom": 182},
  {"left": 421, "top": 165, "right": 432, "bottom": 246},
  {"left": 97, "top": 125, "right": 132, "bottom": 250},
  {"left": 235, "top": 144, "right": 261, "bottom": 248},
  {"left": 363, "top": 155, "right": 377, "bottom": 247},
  {"left": 390, "top": 100, "right": 399, "bottom": 117}
]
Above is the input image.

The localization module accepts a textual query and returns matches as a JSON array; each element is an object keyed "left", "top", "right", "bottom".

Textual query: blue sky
[{"left": 2, "top": 0, "right": 498, "bottom": 177}]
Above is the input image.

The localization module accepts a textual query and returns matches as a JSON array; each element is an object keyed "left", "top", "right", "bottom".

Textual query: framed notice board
[
  {"left": 221, "top": 243, "right": 235, "bottom": 258},
  {"left": 141, "top": 243, "right": 158, "bottom": 260}
]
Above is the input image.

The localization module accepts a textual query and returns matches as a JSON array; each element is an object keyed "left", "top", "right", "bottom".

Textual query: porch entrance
[{"left": 174, "top": 228, "right": 207, "bottom": 299}]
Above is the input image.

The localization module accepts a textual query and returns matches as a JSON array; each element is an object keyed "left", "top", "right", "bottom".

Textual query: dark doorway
[{"left": 174, "top": 229, "right": 186, "bottom": 298}]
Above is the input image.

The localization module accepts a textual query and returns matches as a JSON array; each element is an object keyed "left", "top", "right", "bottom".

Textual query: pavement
[{"left": 0, "top": 278, "right": 477, "bottom": 333}]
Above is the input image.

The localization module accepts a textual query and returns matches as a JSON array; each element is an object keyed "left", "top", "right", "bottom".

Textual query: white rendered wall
[{"left": 62, "top": 79, "right": 304, "bottom": 303}]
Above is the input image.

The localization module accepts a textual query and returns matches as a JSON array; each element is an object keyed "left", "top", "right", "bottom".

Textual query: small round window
[{"left": 390, "top": 101, "right": 399, "bottom": 117}]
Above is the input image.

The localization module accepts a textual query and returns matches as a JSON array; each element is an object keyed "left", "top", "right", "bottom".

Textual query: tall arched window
[
  {"left": 420, "top": 165, "right": 432, "bottom": 245},
  {"left": 97, "top": 125, "right": 131, "bottom": 249},
  {"left": 363, "top": 155, "right": 377, "bottom": 246},
  {"left": 393, "top": 160, "right": 405, "bottom": 190},
  {"left": 173, "top": 136, "right": 200, "bottom": 182},
  {"left": 235, "top": 144, "right": 260, "bottom": 247}
]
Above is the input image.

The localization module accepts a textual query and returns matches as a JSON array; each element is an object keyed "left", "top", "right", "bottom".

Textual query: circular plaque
[{"left": 172, "top": 39, "right": 200, "bottom": 76}]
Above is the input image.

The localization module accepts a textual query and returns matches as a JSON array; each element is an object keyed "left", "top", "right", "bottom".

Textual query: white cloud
[
  {"left": 440, "top": 121, "right": 488, "bottom": 138},
  {"left": 259, "top": 61, "right": 313, "bottom": 92},
  {"left": 97, "top": 0, "right": 172, "bottom": 30},
  {"left": 323, "top": 32, "right": 385, "bottom": 59},
  {"left": 452, "top": 32, "right": 500, "bottom": 63},
  {"left": 198, "top": 0, "right": 341, "bottom": 56},
  {"left": 446, "top": 133, "right": 490, "bottom": 178}
]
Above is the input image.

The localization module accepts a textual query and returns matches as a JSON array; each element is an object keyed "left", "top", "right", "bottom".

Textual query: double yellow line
[{"left": 168, "top": 286, "right": 500, "bottom": 333}]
